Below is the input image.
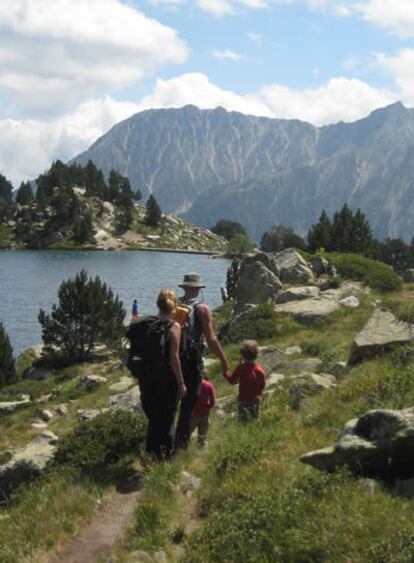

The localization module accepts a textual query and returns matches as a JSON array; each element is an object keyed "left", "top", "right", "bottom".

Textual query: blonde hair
[
  {"left": 240, "top": 340, "right": 259, "bottom": 362},
  {"left": 157, "top": 289, "right": 178, "bottom": 314}
]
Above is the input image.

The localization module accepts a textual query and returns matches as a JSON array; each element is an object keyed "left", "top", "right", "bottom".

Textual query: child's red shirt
[
  {"left": 193, "top": 380, "right": 216, "bottom": 417},
  {"left": 226, "top": 362, "right": 266, "bottom": 402}
]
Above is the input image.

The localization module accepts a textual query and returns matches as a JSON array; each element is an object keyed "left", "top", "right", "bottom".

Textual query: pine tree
[
  {"left": 261, "top": 224, "right": 305, "bottom": 252},
  {"left": 38, "top": 270, "right": 126, "bottom": 362},
  {"left": 16, "top": 182, "right": 34, "bottom": 205},
  {"left": 73, "top": 207, "right": 94, "bottom": 244},
  {"left": 352, "top": 208, "right": 374, "bottom": 255},
  {"left": 0, "top": 322, "right": 16, "bottom": 387},
  {"left": 330, "top": 204, "right": 355, "bottom": 252},
  {"left": 307, "top": 210, "right": 332, "bottom": 252},
  {"left": 144, "top": 194, "right": 162, "bottom": 227}
]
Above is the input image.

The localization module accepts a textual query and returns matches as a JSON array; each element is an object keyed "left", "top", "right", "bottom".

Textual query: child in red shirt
[
  {"left": 191, "top": 370, "right": 216, "bottom": 447},
  {"left": 224, "top": 340, "right": 265, "bottom": 423}
]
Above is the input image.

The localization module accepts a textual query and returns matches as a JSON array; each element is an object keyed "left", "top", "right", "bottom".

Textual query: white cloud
[
  {"left": 197, "top": 0, "right": 234, "bottom": 16},
  {"left": 377, "top": 49, "right": 414, "bottom": 105},
  {"left": 355, "top": 0, "right": 414, "bottom": 37},
  {"left": 0, "top": 97, "right": 139, "bottom": 186},
  {"left": 261, "top": 77, "right": 397, "bottom": 125},
  {"left": 135, "top": 73, "right": 274, "bottom": 116},
  {"left": 0, "top": 0, "right": 188, "bottom": 116},
  {"left": 212, "top": 49, "right": 245, "bottom": 60}
]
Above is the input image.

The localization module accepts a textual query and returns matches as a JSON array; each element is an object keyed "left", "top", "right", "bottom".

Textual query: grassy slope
[{"left": 115, "top": 285, "right": 414, "bottom": 563}]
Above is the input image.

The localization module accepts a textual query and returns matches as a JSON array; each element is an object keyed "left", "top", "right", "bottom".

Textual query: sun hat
[{"left": 179, "top": 272, "right": 206, "bottom": 288}]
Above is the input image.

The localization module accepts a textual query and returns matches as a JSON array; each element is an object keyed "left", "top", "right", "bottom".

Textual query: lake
[{"left": 0, "top": 250, "right": 230, "bottom": 356}]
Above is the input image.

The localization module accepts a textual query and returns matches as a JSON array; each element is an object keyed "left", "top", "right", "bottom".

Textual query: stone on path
[
  {"left": 285, "top": 345, "right": 302, "bottom": 356},
  {"left": 301, "top": 408, "right": 414, "bottom": 480},
  {"left": 275, "top": 298, "right": 340, "bottom": 326},
  {"left": 349, "top": 309, "right": 414, "bottom": 364},
  {"left": 0, "top": 430, "right": 58, "bottom": 495},
  {"left": 39, "top": 409, "right": 54, "bottom": 422},
  {"left": 259, "top": 346, "right": 322, "bottom": 374},
  {"left": 339, "top": 295, "right": 360, "bottom": 308}
]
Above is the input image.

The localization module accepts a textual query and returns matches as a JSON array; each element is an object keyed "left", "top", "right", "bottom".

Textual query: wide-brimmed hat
[{"left": 179, "top": 272, "right": 206, "bottom": 288}]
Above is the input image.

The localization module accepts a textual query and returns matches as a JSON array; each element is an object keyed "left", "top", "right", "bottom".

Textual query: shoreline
[{"left": 0, "top": 246, "right": 226, "bottom": 257}]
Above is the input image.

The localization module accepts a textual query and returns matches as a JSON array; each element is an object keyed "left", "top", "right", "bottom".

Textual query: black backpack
[
  {"left": 126, "top": 316, "right": 173, "bottom": 380},
  {"left": 178, "top": 298, "right": 204, "bottom": 362}
]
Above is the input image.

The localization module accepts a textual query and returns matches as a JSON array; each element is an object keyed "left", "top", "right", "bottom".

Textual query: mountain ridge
[{"left": 72, "top": 102, "right": 414, "bottom": 241}]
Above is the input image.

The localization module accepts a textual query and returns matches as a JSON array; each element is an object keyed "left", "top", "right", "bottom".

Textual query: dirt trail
[{"left": 46, "top": 474, "right": 141, "bottom": 563}]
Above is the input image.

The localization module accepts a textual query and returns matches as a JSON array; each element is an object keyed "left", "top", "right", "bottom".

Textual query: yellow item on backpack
[{"left": 171, "top": 304, "right": 191, "bottom": 328}]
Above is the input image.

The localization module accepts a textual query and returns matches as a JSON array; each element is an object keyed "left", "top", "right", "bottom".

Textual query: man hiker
[{"left": 175, "top": 272, "right": 228, "bottom": 450}]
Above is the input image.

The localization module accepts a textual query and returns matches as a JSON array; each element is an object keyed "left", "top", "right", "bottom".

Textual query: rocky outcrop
[
  {"left": 275, "top": 297, "right": 340, "bottom": 326},
  {"left": 301, "top": 409, "right": 414, "bottom": 480},
  {"left": 349, "top": 309, "right": 414, "bottom": 364},
  {"left": 272, "top": 249, "right": 315, "bottom": 285},
  {"left": 0, "top": 431, "right": 58, "bottom": 495},
  {"left": 0, "top": 394, "right": 30, "bottom": 416},
  {"left": 235, "top": 253, "right": 282, "bottom": 309}
]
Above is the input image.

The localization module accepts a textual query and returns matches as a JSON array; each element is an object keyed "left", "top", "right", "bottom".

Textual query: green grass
[{"left": 0, "top": 224, "right": 12, "bottom": 248}]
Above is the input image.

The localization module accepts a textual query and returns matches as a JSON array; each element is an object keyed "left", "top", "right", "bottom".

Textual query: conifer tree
[
  {"left": 307, "top": 210, "right": 332, "bottom": 251},
  {"left": 16, "top": 182, "right": 34, "bottom": 205},
  {"left": 38, "top": 270, "right": 125, "bottom": 362},
  {"left": 261, "top": 224, "right": 305, "bottom": 252},
  {"left": 0, "top": 322, "right": 16, "bottom": 387},
  {"left": 144, "top": 194, "right": 162, "bottom": 227}
]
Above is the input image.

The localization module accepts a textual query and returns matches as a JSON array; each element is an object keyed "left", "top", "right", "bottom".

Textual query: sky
[{"left": 1, "top": 0, "right": 414, "bottom": 186}]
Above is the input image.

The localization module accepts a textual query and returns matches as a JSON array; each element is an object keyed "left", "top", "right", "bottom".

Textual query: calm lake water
[{"left": 0, "top": 250, "right": 230, "bottom": 356}]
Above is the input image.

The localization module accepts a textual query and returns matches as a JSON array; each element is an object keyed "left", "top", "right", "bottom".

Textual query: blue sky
[{"left": 0, "top": 0, "right": 413, "bottom": 185}]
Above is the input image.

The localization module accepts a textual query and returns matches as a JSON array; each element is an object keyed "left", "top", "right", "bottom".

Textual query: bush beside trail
[{"left": 326, "top": 253, "right": 402, "bottom": 293}]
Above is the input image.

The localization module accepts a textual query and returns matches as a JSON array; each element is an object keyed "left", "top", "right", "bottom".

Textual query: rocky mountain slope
[
  {"left": 72, "top": 102, "right": 414, "bottom": 242},
  {"left": 1, "top": 190, "right": 226, "bottom": 253}
]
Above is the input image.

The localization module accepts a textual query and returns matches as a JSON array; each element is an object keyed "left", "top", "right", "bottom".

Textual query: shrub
[
  {"left": 326, "top": 253, "right": 402, "bottom": 293},
  {"left": 226, "top": 234, "right": 255, "bottom": 255},
  {"left": 144, "top": 194, "right": 162, "bottom": 227},
  {"left": 211, "top": 219, "right": 246, "bottom": 241},
  {"left": 38, "top": 269, "right": 126, "bottom": 362},
  {"left": 221, "top": 303, "right": 299, "bottom": 344},
  {"left": 53, "top": 410, "right": 145, "bottom": 477},
  {"left": 0, "top": 322, "right": 16, "bottom": 387}
]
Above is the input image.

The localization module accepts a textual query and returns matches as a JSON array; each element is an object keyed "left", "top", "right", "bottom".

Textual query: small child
[
  {"left": 224, "top": 340, "right": 265, "bottom": 423},
  {"left": 191, "top": 371, "right": 216, "bottom": 447},
  {"left": 131, "top": 299, "right": 138, "bottom": 319}
]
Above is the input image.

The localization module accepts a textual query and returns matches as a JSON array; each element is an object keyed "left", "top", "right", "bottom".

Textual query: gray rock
[
  {"left": 274, "top": 286, "right": 320, "bottom": 304},
  {"left": 266, "top": 373, "right": 285, "bottom": 388},
  {"left": 259, "top": 346, "right": 322, "bottom": 374},
  {"left": 31, "top": 420, "right": 48, "bottom": 430},
  {"left": 403, "top": 269, "right": 414, "bottom": 282},
  {"left": 77, "top": 409, "right": 107, "bottom": 421},
  {"left": 290, "top": 372, "right": 336, "bottom": 404},
  {"left": 179, "top": 471, "right": 202, "bottom": 494},
  {"left": 109, "top": 376, "right": 135, "bottom": 393},
  {"left": 339, "top": 295, "right": 360, "bottom": 308},
  {"left": 284, "top": 345, "right": 302, "bottom": 356},
  {"left": 56, "top": 404, "right": 69, "bottom": 416},
  {"left": 349, "top": 309, "right": 414, "bottom": 364},
  {"left": 78, "top": 374, "right": 108, "bottom": 390},
  {"left": 153, "top": 552, "right": 168, "bottom": 563},
  {"left": 275, "top": 298, "right": 340, "bottom": 326},
  {"left": 109, "top": 385, "right": 141, "bottom": 412},
  {"left": 0, "top": 431, "right": 58, "bottom": 495},
  {"left": 0, "top": 395, "right": 31, "bottom": 416},
  {"left": 26, "top": 366, "right": 51, "bottom": 381},
  {"left": 301, "top": 408, "right": 414, "bottom": 479},
  {"left": 128, "top": 551, "right": 153, "bottom": 563},
  {"left": 235, "top": 258, "right": 282, "bottom": 310},
  {"left": 241, "top": 251, "right": 280, "bottom": 277},
  {"left": 39, "top": 409, "right": 54, "bottom": 422},
  {"left": 273, "top": 248, "right": 314, "bottom": 284}
]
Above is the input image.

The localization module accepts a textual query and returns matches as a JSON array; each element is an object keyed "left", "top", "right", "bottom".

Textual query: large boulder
[
  {"left": 349, "top": 309, "right": 414, "bottom": 364},
  {"left": 0, "top": 431, "right": 58, "bottom": 495},
  {"left": 301, "top": 409, "right": 414, "bottom": 480},
  {"left": 259, "top": 346, "right": 322, "bottom": 374},
  {"left": 272, "top": 248, "right": 314, "bottom": 284},
  {"left": 274, "top": 286, "right": 320, "bottom": 304},
  {"left": 290, "top": 372, "right": 336, "bottom": 405},
  {"left": 235, "top": 256, "right": 282, "bottom": 309}
]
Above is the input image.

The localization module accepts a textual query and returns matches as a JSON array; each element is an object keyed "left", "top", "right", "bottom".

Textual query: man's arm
[
  {"left": 198, "top": 303, "right": 228, "bottom": 372},
  {"left": 169, "top": 323, "right": 187, "bottom": 397}
]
